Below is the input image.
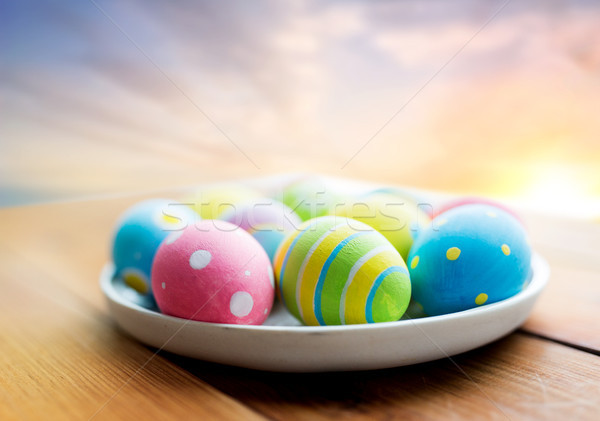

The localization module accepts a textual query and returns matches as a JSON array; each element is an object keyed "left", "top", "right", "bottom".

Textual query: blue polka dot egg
[
  {"left": 111, "top": 199, "right": 197, "bottom": 301},
  {"left": 407, "top": 204, "right": 531, "bottom": 316}
]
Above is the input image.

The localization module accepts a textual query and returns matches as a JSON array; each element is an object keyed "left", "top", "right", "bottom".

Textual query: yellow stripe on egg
[
  {"left": 343, "top": 249, "right": 401, "bottom": 324},
  {"left": 296, "top": 223, "right": 348, "bottom": 324},
  {"left": 320, "top": 232, "right": 383, "bottom": 325},
  {"left": 300, "top": 224, "right": 361, "bottom": 326},
  {"left": 273, "top": 227, "right": 296, "bottom": 275},
  {"left": 278, "top": 220, "right": 330, "bottom": 320},
  {"left": 338, "top": 244, "right": 396, "bottom": 324}
]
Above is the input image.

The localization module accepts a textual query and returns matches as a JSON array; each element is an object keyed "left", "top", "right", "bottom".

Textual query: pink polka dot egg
[{"left": 151, "top": 220, "right": 275, "bottom": 325}]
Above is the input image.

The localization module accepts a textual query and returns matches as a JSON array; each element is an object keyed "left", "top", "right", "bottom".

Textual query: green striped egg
[{"left": 273, "top": 216, "right": 411, "bottom": 326}]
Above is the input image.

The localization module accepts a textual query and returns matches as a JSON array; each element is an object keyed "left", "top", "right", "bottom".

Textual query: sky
[{"left": 1, "top": 0, "right": 599, "bottom": 216}]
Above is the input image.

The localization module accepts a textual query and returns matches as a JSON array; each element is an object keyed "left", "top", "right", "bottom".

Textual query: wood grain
[
  {"left": 0, "top": 245, "right": 265, "bottom": 421},
  {"left": 174, "top": 334, "right": 600, "bottom": 420},
  {"left": 0, "top": 194, "right": 160, "bottom": 310},
  {"left": 521, "top": 213, "right": 600, "bottom": 352}
]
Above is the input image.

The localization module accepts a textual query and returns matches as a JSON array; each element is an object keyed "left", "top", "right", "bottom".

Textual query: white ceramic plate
[{"left": 101, "top": 253, "right": 549, "bottom": 373}]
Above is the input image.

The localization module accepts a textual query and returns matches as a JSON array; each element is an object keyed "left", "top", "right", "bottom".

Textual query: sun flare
[{"left": 514, "top": 164, "right": 600, "bottom": 219}]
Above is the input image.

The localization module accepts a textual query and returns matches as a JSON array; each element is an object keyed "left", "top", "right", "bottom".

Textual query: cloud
[{"left": 2, "top": 0, "right": 600, "bottom": 203}]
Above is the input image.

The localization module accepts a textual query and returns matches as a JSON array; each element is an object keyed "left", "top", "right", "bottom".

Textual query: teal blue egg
[
  {"left": 251, "top": 230, "right": 286, "bottom": 262},
  {"left": 407, "top": 204, "right": 531, "bottom": 316},
  {"left": 112, "top": 199, "right": 197, "bottom": 302}
]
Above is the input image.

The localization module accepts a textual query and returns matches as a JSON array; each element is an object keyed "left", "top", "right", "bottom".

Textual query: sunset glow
[{"left": 2, "top": 1, "right": 599, "bottom": 220}]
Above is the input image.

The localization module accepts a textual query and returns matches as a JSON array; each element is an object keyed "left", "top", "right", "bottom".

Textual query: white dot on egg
[
  {"left": 164, "top": 230, "right": 184, "bottom": 245},
  {"left": 161, "top": 282, "right": 166, "bottom": 289},
  {"left": 264, "top": 308, "right": 268, "bottom": 315},
  {"left": 230, "top": 291, "right": 254, "bottom": 317},
  {"left": 189, "top": 249, "right": 212, "bottom": 270},
  {"left": 245, "top": 270, "right": 251, "bottom": 276}
]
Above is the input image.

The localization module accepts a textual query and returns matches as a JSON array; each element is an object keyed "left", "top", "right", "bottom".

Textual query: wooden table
[{"left": 1, "top": 192, "right": 599, "bottom": 420}]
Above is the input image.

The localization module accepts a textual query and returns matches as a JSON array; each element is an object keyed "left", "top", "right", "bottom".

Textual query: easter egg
[
  {"left": 250, "top": 230, "right": 286, "bottom": 262},
  {"left": 330, "top": 193, "right": 431, "bottom": 261},
  {"left": 220, "top": 198, "right": 302, "bottom": 262},
  {"left": 367, "top": 187, "right": 434, "bottom": 217},
  {"left": 408, "top": 204, "right": 531, "bottom": 316},
  {"left": 220, "top": 197, "right": 301, "bottom": 232},
  {"left": 433, "top": 196, "right": 523, "bottom": 225},
  {"left": 184, "top": 185, "right": 258, "bottom": 220},
  {"left": 112, "top": 199, "right": 197, "bottom": 300},
  {"left": 279, "top": 177, "right": 342, "bottom": 222},
  {"left": 273, "top": 216, "right": 411, "bottom": 326},
  {"left": 151, "top": 220, "right": 274, "bottom": 324}
]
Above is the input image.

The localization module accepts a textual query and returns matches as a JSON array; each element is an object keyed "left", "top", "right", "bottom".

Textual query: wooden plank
[
  {"left": 522, "top": 253, "right": 600, "bottom": 351},
  {"left": 522, "top": 212, "right": 600, "bottom": 272},
  {"left": 174, "top": 333, "right": 600, "bottom": 420},
  {"left": 520, "top": 213, "right": 600, "bottom": 351},
  {"left": 0, "top": 245, "right": 266, "bottom": 421},
  {"left": 0, "top": 195, "right": 159, "bottom": 309}
]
